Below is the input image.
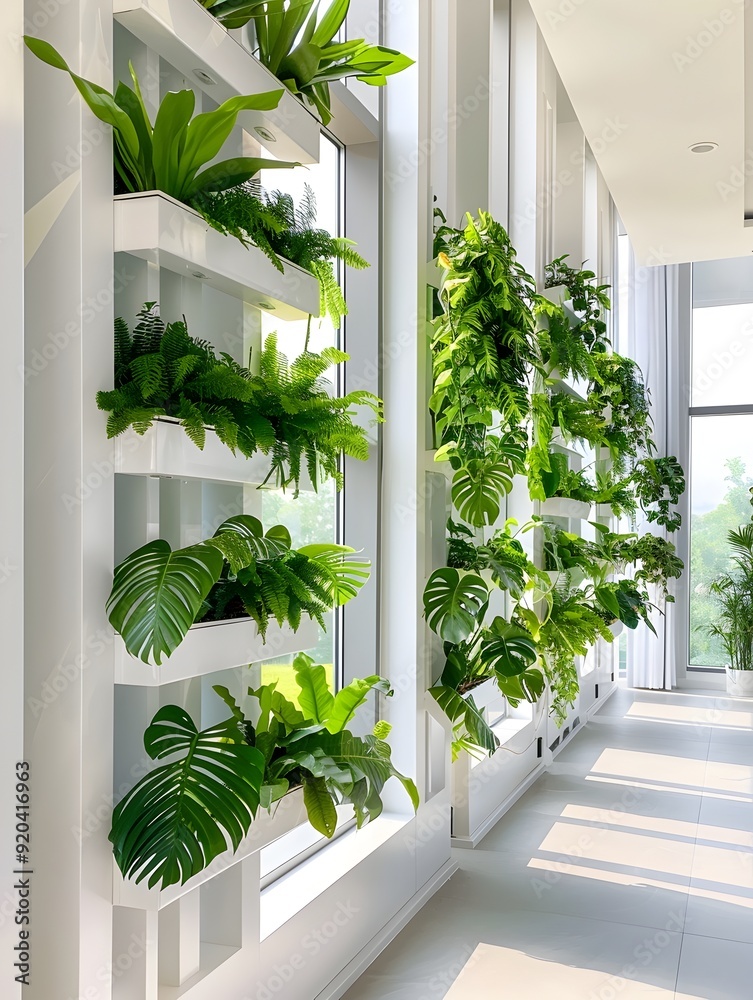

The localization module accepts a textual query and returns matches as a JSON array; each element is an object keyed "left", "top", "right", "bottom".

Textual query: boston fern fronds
[
  {"left": 24, "top": 38, "right": 297, "bottom": 203},
  {"left": 108, "top": 514, "right": 371, "bottom": 663},
  {"left": 98, "top": 305, "right": 382, "bottom": 493},
  {"left": 196, "top": 184, "right": 369, "bottom": 327},
  {"left": 545, "top": 255, "right": 611, "bottom": 352}
]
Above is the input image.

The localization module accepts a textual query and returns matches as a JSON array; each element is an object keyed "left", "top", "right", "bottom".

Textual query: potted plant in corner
[{"left": 707, "top": 517, "right": 753, "bottom": 697}]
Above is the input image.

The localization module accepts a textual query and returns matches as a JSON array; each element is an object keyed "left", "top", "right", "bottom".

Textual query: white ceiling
[{"left": 529, "top": 0, "right": 751, "bottom": 266}]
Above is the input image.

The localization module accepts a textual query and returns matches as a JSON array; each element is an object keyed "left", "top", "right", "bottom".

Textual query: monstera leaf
[
  {"left": 423, "top": 568, "right": 489, "bottom": 643},
  {"left": 479, "top": 618, "right": 538, "bottom": 678},
  {"left": 107, "top": 540, "right": 223, "bottom": 664},
  {"left": 451, "top": 457, "right": 516, "bottom": 527},
  {"left": 429, "top": 685, "right": 499, "bottom": 759},
  {"left": 110, "top": 706, "right": 264, "bottom": 889}
]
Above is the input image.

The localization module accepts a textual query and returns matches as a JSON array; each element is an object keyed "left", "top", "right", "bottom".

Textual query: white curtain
[{"left": 626, "top": 254, "right": 683, "bottom": 690}]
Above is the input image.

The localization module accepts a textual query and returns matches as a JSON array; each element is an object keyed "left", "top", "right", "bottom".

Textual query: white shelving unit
[
  {"left": 114, "top": 193, "right": 321, "bottom": 321},
  {"left": 114, "top": 616, "right": 318, "bottom": 686},
  {"left": 114, "top": 788, "right": 308, "bottom": 911},
  {"left": 114, "top": 417, "right": 313, "bottom": 490},
  {"left": 112, "top": 0, "right": 321, "bottom": 164}
]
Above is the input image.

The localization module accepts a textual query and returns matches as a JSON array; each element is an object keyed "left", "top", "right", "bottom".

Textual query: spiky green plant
[{"left": 97, "top": 304, "right": 381, "bottom": 493}]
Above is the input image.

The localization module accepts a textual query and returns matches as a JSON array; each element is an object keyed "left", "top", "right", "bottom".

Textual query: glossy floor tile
[{"left": 343, "top": 686, "right": 753, "bottom": 999}]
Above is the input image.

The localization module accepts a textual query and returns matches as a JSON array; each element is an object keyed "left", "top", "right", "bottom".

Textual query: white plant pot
[
  {"left": 609, "top": 620, "right": 624, "bottom": 638},
  {"left": 113, "top": 786, "right": 308, "bottom": 911},
  {"left": 726, "top": 667, "right": 753, "bottom": 698},
  {"left": 540, "top": 497, "right": 592, "bottom": 521}
]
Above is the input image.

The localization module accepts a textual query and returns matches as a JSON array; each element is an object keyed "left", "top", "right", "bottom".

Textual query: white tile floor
[{"left": 342, "top": 686, "right": 753, "bottom": 1000}]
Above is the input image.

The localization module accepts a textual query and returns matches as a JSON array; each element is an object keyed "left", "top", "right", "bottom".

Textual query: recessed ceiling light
[
  {"left": 689, "top": 141, "right": 718, "bottom": 153},
  {"left": 258, "top": 301, "right": 276, "bottom": 311},
  {"left": 254, "top": 126, "right": 277, "bottom": 142},
  {"left": 192, "top": 271, "right": 208, "bottom": 279},
  {"left": 194, "top": 69, "right": 217, "bottom": 85}
]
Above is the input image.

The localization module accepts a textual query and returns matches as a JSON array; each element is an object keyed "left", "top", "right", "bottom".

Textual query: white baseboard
[
  {"left": 315, "top": 858, "right": 459, "bottom": 1000},
  {"left": 450, "top": 761, "right": 545, "bottom": 849}
]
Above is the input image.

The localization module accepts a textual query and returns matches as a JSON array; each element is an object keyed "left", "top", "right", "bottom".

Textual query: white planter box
[
  {"left": 114, "top": 193, "right": 320, "bottom": 321},
  {"left": 114, "top": 417, "right": 313, "bottom": 490},
  {"left": 545, "top": 567, "right": 587, "bottom": 587},
  {"left": 609, "top": 620, "right": 624, "bottom": 638},
  {"left": 539, "top": 497, "right": 592, "bottom": 520},
  {"left": 113, "top": 787, "right": 308, "bottom": 910},
  {"left": 114, "top": 615, "right": 318, "bottom": 685},
  {"left": 726, "top": 667, "right": 753, "bottom": 698},
  {"left": 113, "top": 0, "right": 321, "bottom": 164},
  {"left": 540, "top": 284, "right": 568, "bottom": 306},
  {"left": 547, "top": 368, "right": 589, "bottom": 403}
]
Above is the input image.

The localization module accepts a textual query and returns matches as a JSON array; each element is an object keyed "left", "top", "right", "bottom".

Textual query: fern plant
[
  {"left": 197, "top": 184, "right": 369, "bottom": 329},
  {"left": 97, "top": 304, "right": 382, "bottom": 493},
  {"left": 108, "top": 514, "right": 370, "bottom": 664}
]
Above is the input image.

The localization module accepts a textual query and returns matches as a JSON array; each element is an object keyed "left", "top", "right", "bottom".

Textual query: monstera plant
[
  {"left": 110, "top": 658, "right": 418, "bottom": 890},
  {"left": 107, "top": 515, "right": 370, "bottom": 664}
]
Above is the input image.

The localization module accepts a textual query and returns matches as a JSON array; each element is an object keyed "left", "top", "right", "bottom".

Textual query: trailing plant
[
  {"left": 98, "top": 304, "right": 382, "bottom": 493},
  {"left": 632, "top": 456, "right": 685, "bottom": 531},
  {"left": 545, "top": 255, "right": 611, "bottom": 352},
  {"left": 202, "top": 0, "right": 414, "bottom": 126},
  {"left": 107, "top": 514, "right": 370, "bottom": 664},
  {"left": 24, "top": 38, "right": 297, "bottom": 202},
  {"left": 423, "top": 568, "right": 544, "bottom": 758},
  {"left": 591, "top": 579, "right": 658, "bottom": 634},
  {"left": 535, "top": 297, "right": 600, "bottom": 384},
  {"left": 447, "top": 519, "right": 546, "bottom": 600},
  {"left": 109, "top": 660, "right": 418, "bottom": 889},
  {"left": 615, "top": 533, "right": 683, "bottom": 601},
  {"left": 197, "top": 184, "right": 369, "bottom": 328},
  {"left": 590, "top": 353, "right": 654, "bottom": 467},
  {"left": 431, "top": 213, "right": 538, "bottom": 450},
  {"left": 516, "top": 586, "right": 613, "bottom": 725}
]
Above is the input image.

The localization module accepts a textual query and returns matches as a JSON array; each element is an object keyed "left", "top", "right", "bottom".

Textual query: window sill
[{"left": 260, "top": 813, "right": 412, "bottom": 940}]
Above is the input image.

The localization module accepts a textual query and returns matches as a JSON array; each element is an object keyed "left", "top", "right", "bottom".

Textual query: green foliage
[
  {"left": 203, "top": 0, "right": 414, "bottom": 126},
  {"left": 197, "top": 184, "right": 369, "bottom": 328},
  {"left": 110, "top": 663, "right": 417, "bottom": 890},
  {"left": 24, "top": 37, "right": 296, "bottom": 201},
  {"left": 617, "top": 533, "right": 684, "bottom": 601},
  {"left": 633, "top": 456, "right": 685, "bottom": 531},
  {"left": 590, "top": 353, "right": 654, "bottom": 467},
  {"left": 423, "top": 568, "right": 489, "bottom": 644},
  {"left": 535, "top": 297, "right": 600, "bottom": 384},
  {"left": 431, "top": 213, "right": 537, "bottom": 450},
  {"left": 446, "top": 435, "right": 526, "bottom": 527},
  {"left": 691, "top": 460, "right": 753, "bottom": 664},
  {"left": 705, "top": 498, "right": 753, "bottom": 671},
  {"left": 98, "top": 304, "right": 381, "bottom": 493},
  {"left": 545, "top": 255, "right": 611, "bottom": 351},
  {"left": 522, "top": 587, "right": 613, "bottom": 725},
  {"left": 108, "top": 516, "right": 370, "bottom": 663},
  {"left": 446, "top": 519, "right": 540, "bottom": 600},
  {"left": 109, "top": 706, "right": 264, "bottom": 889}
]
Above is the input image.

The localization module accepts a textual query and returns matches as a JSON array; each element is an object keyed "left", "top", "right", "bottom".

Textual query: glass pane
[
  {"left": 691, "top": 301, "right": 753, "bottom": 407},
  {"left": 689, "top": 414, "right": 753, "bottom": 666},
  {"left": 258, "top": 137, "right": 343, "bottom": 700}
]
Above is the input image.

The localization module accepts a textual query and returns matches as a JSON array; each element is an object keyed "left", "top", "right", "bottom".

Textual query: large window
[{"left": 688, "top": 259, "right": 753, "bottom": 668}]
